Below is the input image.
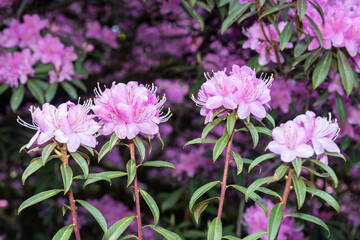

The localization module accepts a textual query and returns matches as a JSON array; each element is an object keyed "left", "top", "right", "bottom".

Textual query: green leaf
[
  {"left": 119, "top": 235, "right": 138, "bottom": 240},
  {"left": 221, "top": 2, "right": 252, "bottom": 34},
  {"left": 255, "top": 127, "right": 272, "bottom": 137},
  {"left": 0, "top": 84, "right": 10, "bottom": 95},
  {"left": 230, "top": 185, "right": 268, "bottom": 216},
  {"left": 292, "top": 158, "right": 302, "bottom": 178},
  {"left": 245, "top": 177, "right": 272, "bottom": 201},
  {"left": 247, "top": 122, "right": 259, "bottom": 149},
  {"left": 27, "top": 80, "right": 44, "bottom": 104},
  {"left": 105, "top": 216, "right": 135, "bottom": 240},
  {"left": 325, "top": 152, "right": 346, "bottom": 162},
  {"left": 265, "top": 113, "right": 275, "bottom": 128},
  {"left": 34, "top": 64, "right": 55, "bottom": 74},
  {"left": 267, "top": 203, "right": 284, "bottom": 240},
  {"left": 257, "top": 187, "right": 282, "bottom": 200},
  {"left": 335, "top": 93, "right": 347, "bottom": 125},
  {"left": 46, "top": 83, "right": 58, "bottom": 102},
  {"left": 213, "top": 134, "right": 229, "bottom": 162},
  {"left": 305, "top": 14, "right": 323, "bottom": 47},
  {"left": 83, "top": 171, "right": 127, "bottom": 187},
  {"left": 189, "top": 181, "right": 220, "bottom": 212},
  {"left": 291, "top": 174, "right": 306, "bottom": 209},
  {"left": 310, "top": 159, "right": 338, "bottom": 187},
  {"left": 312, "top": 51, "right": 332, "bottom": 88},
  {"left": 133, "top": 136, "right": 146, "bottom": 162},
  {"left": 22, "top": 156, "right": 55, "bottom": 184},
  {"left": 70, "top": 152, "right": 89, "bottom": 179},
  {"left": 161, "top": 188, "right": 184, "bottom": 212},
  {"left": 279, "top": 22, "right": 293, "bottom": 50},
  {"left": 208, "top": 217, "right": 222, "bottom": 240},
  {"left": 246, "top": 55, "right": 262, "bottom": 73},
  {"left": 297, "top": 0, "right": 307, "bottom": 21},
  {"left": 18, "top": 189, "right": 63, "bottom": 214},
  {"left": 242, "top": 232, "right": 267, "bottom": 240},
  {"left": 306, "top": 187, "right": 340, "bottom": 212},
  {"left": 226, "top": 111, "right": 236, "bottom": 137},
  {"left": 259, "top": 3, "right": 292, "bottom": 19},
  {"left": 294, "top": 41, "right": 309, "bottom": 58},
  {"left": 337, "top": 48, "right": 356, "bottom": 96},
  {"left": 141, "top": 160, "right": 175, "bottom": 169},
  {"left": 222, "top": 236, "right": 241, "bottom": 240},
  {"left": 126, "top": 159, "right": 136, "bottom": 187},
  {"left": 62, "top": 204, "right": 71, "bottom": 216},
  {"left": 193, "top": 197, "right": 219, "bottom": 224},
  {"left": 52, "top": 225, "right": 73, "bottom": 240},
  {"left": 139, "top": 189, "right": 160, "bottom": 225},
  {"left": 77, "top": 200, "right": 107, "bottom": 233},
  {"left": 180, "top": 0, "right": 204, "bottom": 31},
  {"left": 74, "top": 68, "right": 89, "bottom": 75},
  {"left": 308, "top": 0, "right": 325, "bottom": 24},
  {"left": 71, "top": 79, "right": 87, "bottom": 92},
  {"left": 304, "top": 48, "right": 322, "bottom": 72},
  {"left": 248, "top": 153, "right": 276, "bottom": 172},
  {"left": 98, "top": 141, "right": 111, "bottom": 162},
  {"left": 109, "top": 132, "right": 119, "bottom": 150},
  {"left": 184, "top": 138, "right": 217, "bottom": 147},
  {"left": 146, "top": 225, "right": 181, "bottom": 240},
  {"left": 42, "top": 142, "right": 57, "bottom": 165},
  {"left": 61, "top": 82, "right": 77, "bottom": 100},
  {"left": 231, "top": 151, "right": 243, "bottom": 175},
  {"left": 285, "top": 213, "right": 330, "bottom": 236},
  {"left": 10, "top": 84, "right": 25, "bottom": 112},
  {"left": 60, "top": 163, "right": 73, "bottom": 194},
  {"left": 190, "top": 0, "right": 197, "bottom": 6}
]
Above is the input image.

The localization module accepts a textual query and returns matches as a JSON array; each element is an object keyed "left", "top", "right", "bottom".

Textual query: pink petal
[
  {"left": 249, "top": 101, "right": 266, "bottom": 119},
  {"left": 318, "top": 138, "right": 340, "bottom": 153},
  {"left": 102, "top": 122, "right": 115, "bottom": 136},
  {"left": 54, "top": 130, "right": 68, "bottom": 143},
  {"left": 78, "top": 133, "right": 97, "bottom": 148},
  {"left": 280, "top": 149, "right": 297, "bottom": 162},
  {"left": 294, "top": 144, "right": 314, "bottom": 158},
  {"left": 26, "top": 131, "right": 40, "bottom": 148},
  {"left": 312, "top": 138, "right": 324, "bottom": 155},
  {"left": 237, "top": 101, "right": 250, "bottom": 119},
  {"left": 268, "top": 141, "right": 286, "bottom": 154},
  {"left": 115, "top": 124, "right": 127, "bottom": 139},
  {"left": 206, "top": 96, "right": 223, "bottom": 109},
  {"left": 67, "top": 134, "right": 81, "bottom": 152},
  {"left": 138, "top": 122, "right": 159, "bottom": 135},
  {"left": 126, "top": 123, "right": 139, "bottom": 140},
  {"left": 272, "top": 127, "right": 286, "bottom": 144}
]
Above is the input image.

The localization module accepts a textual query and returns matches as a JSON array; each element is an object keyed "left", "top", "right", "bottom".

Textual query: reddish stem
[
  {"left": 129, "top": 140, "right": 143, "bottom": 240},
  {"left": 217, "top": 130, "right": 235, "bottom": 219},
  {"left": 60, "top": 146, "right": 81, "bottom": 240}
]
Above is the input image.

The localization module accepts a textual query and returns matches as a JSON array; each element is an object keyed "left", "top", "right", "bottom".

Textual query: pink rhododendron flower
[
  {"left": 93, "top": 81, "right": 172, "bottom": 140},
  {"left": 192, "top": 64, "right": 272, "bottom": 124},
  {"left": 269, "top": 78, "right": 292, "bottom": 113},
  {"left": 294, "top": 111, "right": 340, "bottom": 155},
  {"left": 268, "top": 120, "right": 314, "bottom": 162},
  {"left": 18, "top": 101, "right": 100, "bottom": 152},
  {"left": 244, "top": 199, "right": 304, "bottom": 240}
]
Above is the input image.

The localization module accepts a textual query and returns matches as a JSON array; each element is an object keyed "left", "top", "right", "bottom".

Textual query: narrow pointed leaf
[
  {"left": 139, "top": 189, "right": 160, "bottom": 225},
  {"left": 184, "top": 138, "right": 217, "bottom": 147},
  {"left": 306, "top": 187, "right": 340, "bottom": 212},
  {"left": 337, "top": 48, "right": 356, "bottom": 96},
  {"left": 242, "top": 232, "right": 267, "bottom": 240},
  {"left": 193, "top": 197, "right": 219, "bottom": 224},
  {"left": 22, "top": 156, "right": 55, "bottom": 184},
  {"left": 222, "top": 236, "right": 241, "bottom": 240},
  {"left": 267, "top": 203, "right": 284, "bottom": 240},
  {"left": 230, "top": 185, "right": 268, "bottom": 216},
  {"left": 305, "top": 14, "right": 323, "bottom": 47},
  {"left": 265, "top": 113, "right": 275, "bottom": 128},
  {"left": 10, "top": 84, "right": 25, "bottom": 112},
  {"left": 292, "top": 158, "right": 302, "bottom": 178},
  {"left": 335, "top": 93, "right": 347, "bottom": 125},
  {"left": 61, "top": 82, "right": 77, "bottom": 99},
  {"left": 71, "top": 79, "right": 87, "bottom": 92},
  {"left": 42, "top": 142, "right": 57, "bottom": 165},
  {"left": 0, "top": 84, "right": 9, "bottom": 95},
  {"left": 105, "top": 216, "right": 135, "bottom": 240},
  {"left": 27, "top": 80, "right": 44, "bottom": 104},
  {"left": 180, "top": 0, "right": 204, "bottom": 31},
  {"left": 109, "top": 132, "right": 119, "bottom": 150},
  {"left": 310, "top": 159, "right": 338, "bottom": 187},
  {"left": 213, "top": 134, "right": 229, "bottom": 162},
  {"left": 70, "top": 152, "right": 89, "bottom": 179},
  {"left": 60, "top": 163, "right": 73, "bottom": 194},
  {"left": 285, "top": 213, "right": 330, "bottom": 236},
  {"left": 18, "top": 189, "right": 63, "bottom": 214},
  {"left": 98, "top": 141, "right": 111, "bottom": 162},
  {"left": 221, "top": 2, "right": 252, "bottom": 34},
  {"left": 325, "top": 152, "right": 346, "bottom": 162},
  {"left": 245, "top": 177, "right": 272, "bottom": 201},
  {"left": 77, "top": 200, "right": 107, "bottom": 233},
  {"left": 146, "top": 225, "right": 181, "bottom": 240},
  {"left": 297, "top": 0, "right": 307, "bottom": 20},
  {"left": 208, "top": 217, "right": 222, "bottom": 240},
  {"left": 294, "top": 41, "right": 309, "bottom": 58},
  {"left": 189, "top": 181, "right": 220, "bottom": 212},
  {"left": 279, "top": 22, "right": 293, "bottom": 50},
  {"left": 257, "top": 187, "right": 282, "bottom": 200},
  {"left": 247, "top": 122, "right": 259, "bottom": 148},
  {"left": 291, "top": 174, "right": 306, "bottom": 209},
  {"left": 249, "top": 153, "right": 276, "bottom": 172},
  {"left": 226, "top": 111, "right": 236, "bottom": 137},
  {"left": 52, "top": 225, "right": 73, "bottom": 240},
  {"left": 126, "top": 159, "right": 136, "bottom": 187},
  {"left": 141, "top": 160, "right": 175, "bottom": 169},
  {"left": 231, "top": 151, "right": 243, "bottom": 175},
  {"left": 255, "top": 127, "right": 272, "bottom": 137},
  {"left": 312, "top": 51, "right": 332, "bottom": 89},
  {"left": 133, "top": 136, "right": 145, "bottom": 162}
]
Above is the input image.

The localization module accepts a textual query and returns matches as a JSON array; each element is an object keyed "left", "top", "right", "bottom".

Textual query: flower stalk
[
  {"left": 59, "top": 145, "right": 81, "bottom": 240},
  {"left": 129, "top": 140, "right": 143, "bottom": 240},
  {"left": 217, "top": 129, "right": 235, "bottom": 219}
]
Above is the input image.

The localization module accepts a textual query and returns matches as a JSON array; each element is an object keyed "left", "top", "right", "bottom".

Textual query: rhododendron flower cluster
[
  {"left": 244, "top": 198, "right": 304, "bottom": 240},
  {"left": 268, "top": 111, "right": 340, "bottom": 163},
  {"left": 304, "top": 0, "right": 360, "bottom": 56},
  {"left": 192, "top": 64, "right": 272, "bottom": 124},
  {"left": 242, "top": 22, "right": 293, "bottom": 65},
  {"left": 93, "top": 81, "right": 172, "bottom": 140},
  {"left": 17, "top": 101, "right": 100, "bottom": 152},
  {"left": 0, "top": 49, "right": 36, "bottom": 87}
]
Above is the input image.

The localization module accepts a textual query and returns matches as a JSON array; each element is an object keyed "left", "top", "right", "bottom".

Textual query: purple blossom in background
[
  {"left": 93, "top": 81, "right": 172, "bottom": 140},
  {"left": 244, "top": 199, "right": 304, "bottom": 240},
  {"left": 155, "top": 79, "right": 189, "bottom": 104},
  {"left": 269, "top": 78, "right": 292, "bottom": 113}
]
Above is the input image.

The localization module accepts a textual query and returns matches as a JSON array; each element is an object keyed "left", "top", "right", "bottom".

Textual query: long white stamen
[
  {"left": 17, "top": 116, "right": 38, "bottom": 130},
  {"left": 160, "top": 108, "right": 172, "bottom": 123}
]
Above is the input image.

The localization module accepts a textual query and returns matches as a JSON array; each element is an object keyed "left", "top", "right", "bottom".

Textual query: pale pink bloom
[
  {"left": 0, "top": 19, "right": 20, "bottom": 48},
  {"left": 268, "top": 120, "right": 314, "bottom": 162},
  {"left": 244, "top": 198, "right": 304, "bottom": 240},
  {"left": 19, "top": 14, "right": 48, "bottom": 48},
  {"left": 93, "top": 81, "right": 171, "bottom": 140},
  {"left": 86, "top": 21, "right": 118, "bottom": 48},
  {"left": 294, "top": 111, "right": 340, "bottom": 156},
  {"left": 53, "top": 101, "right": 100, "bottom": 152},
  {"left": 192, "top": 65, "right": 272, "bottom": 123}
]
